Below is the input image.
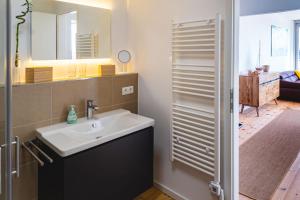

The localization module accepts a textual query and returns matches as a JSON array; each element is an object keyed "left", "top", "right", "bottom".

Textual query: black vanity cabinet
[{"left": 37, "top": 127, "right": 154, "bottom": 200}]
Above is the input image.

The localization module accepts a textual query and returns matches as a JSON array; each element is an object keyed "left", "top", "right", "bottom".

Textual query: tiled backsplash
[{"left": 0, "top": 73, "right": 138, "bottom": 200}]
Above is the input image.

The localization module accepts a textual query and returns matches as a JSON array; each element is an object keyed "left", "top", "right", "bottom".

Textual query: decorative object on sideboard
[
  {"left": 255, "top": 66, "right": 263, "bottom": 74},
  {"left": 248, "top": 70, "right": 259, "bottom": 76},
  {"left": 15, "top": 0, "right": 32, "bottom": 67},
  {"left": 117, "top": 50, "right": 131, "bottom": 72},
  {"left": 98, "top": 64, "right": 116, "bottom": 77},
  {"left": 263, "top": 65, "right": 270, "bottom": 72},
  {"left": 257, "top": 40, "right": 261, "bottom": 68},
  {"left": 25, "top": 67, "right": 53, "bottom": 83},
  {"left": 255, "top": 40, "right": 263, "bottom": 75},
  {"left": 247, "top": 70, "right": 253, "bottom": 76}
]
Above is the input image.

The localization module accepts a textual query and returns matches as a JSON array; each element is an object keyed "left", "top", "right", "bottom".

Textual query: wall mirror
[{"left": 31, "top": 0, "right": 111, "bottom": 60}]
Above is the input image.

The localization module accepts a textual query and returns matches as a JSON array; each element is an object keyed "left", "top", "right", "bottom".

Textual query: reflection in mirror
[
  {"left": 32, "top": 0, "right": 111, "bottom": 60},
  {"left": 57, "top": 11, "right": 77, "bottom": 59}
]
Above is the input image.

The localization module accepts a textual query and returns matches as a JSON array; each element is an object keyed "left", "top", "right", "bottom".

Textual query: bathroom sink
[
  {"left": 36, "top": 109, "right": 155, "bottom": 157},
  {"left": 68, "top": 120, "right": 104, "bottom": 134}
]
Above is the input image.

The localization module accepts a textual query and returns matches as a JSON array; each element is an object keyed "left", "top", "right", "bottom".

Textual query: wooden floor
[
  {"left": 135, "top": 187, "right": 174, "bottom": 200},
  {"left": 239, "top": 100, "right": 300, "bottom": 200}
]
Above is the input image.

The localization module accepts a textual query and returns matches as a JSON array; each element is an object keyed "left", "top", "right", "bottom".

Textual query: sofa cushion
[
  {"left": 280, "top": 71, "right": 296, "bottom": 80},
  {"left": 295, "top": 70, "right": 300, "bottom": 79},
  {"left": 280, "top": 80, "right": 300, "bottom": 89},
  {"left": 284, "top": 75, "right": 299, "bottom": 82}
]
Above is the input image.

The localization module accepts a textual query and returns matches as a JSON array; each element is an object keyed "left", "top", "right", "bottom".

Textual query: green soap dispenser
[{"left": 67, "top": 105, "right": 77, "bottom": 124}]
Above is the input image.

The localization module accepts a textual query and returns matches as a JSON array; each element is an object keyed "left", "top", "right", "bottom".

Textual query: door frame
[
  {"left": 223, "top": 0, "right": 240, "bottom": 199},
  {"left": 295, "top": 20, "right": 300, "bottom": 70}
]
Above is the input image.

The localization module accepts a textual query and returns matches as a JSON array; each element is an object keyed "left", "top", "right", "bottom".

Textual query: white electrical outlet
[
  {"left": 122, "top": 87, "right": 129, "bottom": 95},
  {"left": 122, "top": 86, "right": 134, "bottom": 96},
  {"left": 128, "top": 86, "right": 134, "bottom": 94}
]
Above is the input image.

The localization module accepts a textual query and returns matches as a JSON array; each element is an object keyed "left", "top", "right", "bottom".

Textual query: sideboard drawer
[
  {"left": 240, "top": 72, "right": 279, "bottom": 116},
  {"left": 259, "top": 80, "right": 279, "bottom": 106}
]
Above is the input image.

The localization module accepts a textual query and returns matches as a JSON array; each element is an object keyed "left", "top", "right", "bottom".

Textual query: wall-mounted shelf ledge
[{"left": 1, "top": 73, "right": 138, "bottom": 88}]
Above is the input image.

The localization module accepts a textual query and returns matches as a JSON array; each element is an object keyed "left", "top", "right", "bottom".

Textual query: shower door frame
[{"left": 3, "top": 0, "right": 14, "bottom": 199}]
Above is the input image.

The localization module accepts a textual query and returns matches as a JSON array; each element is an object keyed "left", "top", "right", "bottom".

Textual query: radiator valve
[{"left": 209, "top": 181, "right": 224, "bottom": 200}]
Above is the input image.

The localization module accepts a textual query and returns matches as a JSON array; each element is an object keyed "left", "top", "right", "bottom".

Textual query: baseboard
[{"left": 154, "top": 181, "right": 189, "bottom": 200}]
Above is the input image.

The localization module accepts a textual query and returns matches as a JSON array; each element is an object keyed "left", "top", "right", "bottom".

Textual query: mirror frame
[
  {"left": 118, "top": 50, "right": 131, "bottom": 64},
  {"left": 30, "top": 0, "right": 112, "bottom": 61}
]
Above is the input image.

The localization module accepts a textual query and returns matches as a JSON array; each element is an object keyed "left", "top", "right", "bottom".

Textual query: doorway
[{"left": 237, "top": 2, "right": 300, "bottom": 200}]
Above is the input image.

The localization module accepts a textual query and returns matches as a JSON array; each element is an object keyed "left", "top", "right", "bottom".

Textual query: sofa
[{"left": 279, "top": 71, "right": 300, "bottom": 102}]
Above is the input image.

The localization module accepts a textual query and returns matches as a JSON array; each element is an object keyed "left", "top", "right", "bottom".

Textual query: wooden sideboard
[{"left": 239, "top": 72, "right": 280, "bottom": 116}]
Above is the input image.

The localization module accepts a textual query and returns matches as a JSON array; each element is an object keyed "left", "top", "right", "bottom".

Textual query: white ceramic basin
[{"left": 36, "top": 109, "right": 155, "bottom": 157}]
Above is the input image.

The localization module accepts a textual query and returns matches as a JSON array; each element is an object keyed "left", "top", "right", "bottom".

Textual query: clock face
[{"left": 118, "top": 50, "right": 131, "bottom": 64}]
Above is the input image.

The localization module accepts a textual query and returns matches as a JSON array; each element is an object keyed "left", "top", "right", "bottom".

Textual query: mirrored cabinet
[{"left": 31, "top": 0, "right": 111, "bottom": 60}]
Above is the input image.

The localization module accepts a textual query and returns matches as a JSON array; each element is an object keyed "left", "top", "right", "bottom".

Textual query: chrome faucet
[{"left": 86, "top": 100, "right": 99, "bottom": 119}]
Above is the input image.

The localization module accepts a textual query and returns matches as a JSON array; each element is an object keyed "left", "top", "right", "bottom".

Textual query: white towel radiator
[{"left": 171, "top": 14, "right": 223, "bottom": 199}]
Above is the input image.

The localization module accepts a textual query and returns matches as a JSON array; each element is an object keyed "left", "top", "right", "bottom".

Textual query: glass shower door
[{"left": 1, "top": 0, "right": 14, "bottom": 199}]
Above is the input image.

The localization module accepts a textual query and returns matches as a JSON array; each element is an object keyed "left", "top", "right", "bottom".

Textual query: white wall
[
  {"left": 110, "top": 0, "right": 128, "bottom": 71},
  {"left": 239, "top": 10, "right": 300, "bottom": 73},
  {"left": 127, "top": 1, "right": 226, "bottom": 199}
]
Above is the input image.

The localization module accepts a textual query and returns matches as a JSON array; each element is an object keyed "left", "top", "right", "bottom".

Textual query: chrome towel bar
[
  {"left": 22, "top": 140, "right": 54, "bottom": 167},
  {"left": 29, "top": 141, "right": 53, "bottom": 163},
  {"left": 22, "top": 142, "right": 44, "bottom": 167}
]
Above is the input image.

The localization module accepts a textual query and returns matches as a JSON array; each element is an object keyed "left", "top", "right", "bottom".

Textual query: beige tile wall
[{"left": 0, "top": 73, "right": 138, "bottom": 200}]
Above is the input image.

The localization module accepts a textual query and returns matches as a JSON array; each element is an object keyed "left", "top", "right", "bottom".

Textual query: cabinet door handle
[
  {"left": 29, "top": 141, "right": 53, "bottom": 163},
  {"left": 12, "top": 136, "right": 20, "bottom": 177},
  {"left": 0, "top": 143, "right": 6, "bottom": 195},
  {"left": 22, "top": 142, "right": 45, "bottom": 167},
  {"left": 0, "top": 137, "right": 21, "bottom": 195}
]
